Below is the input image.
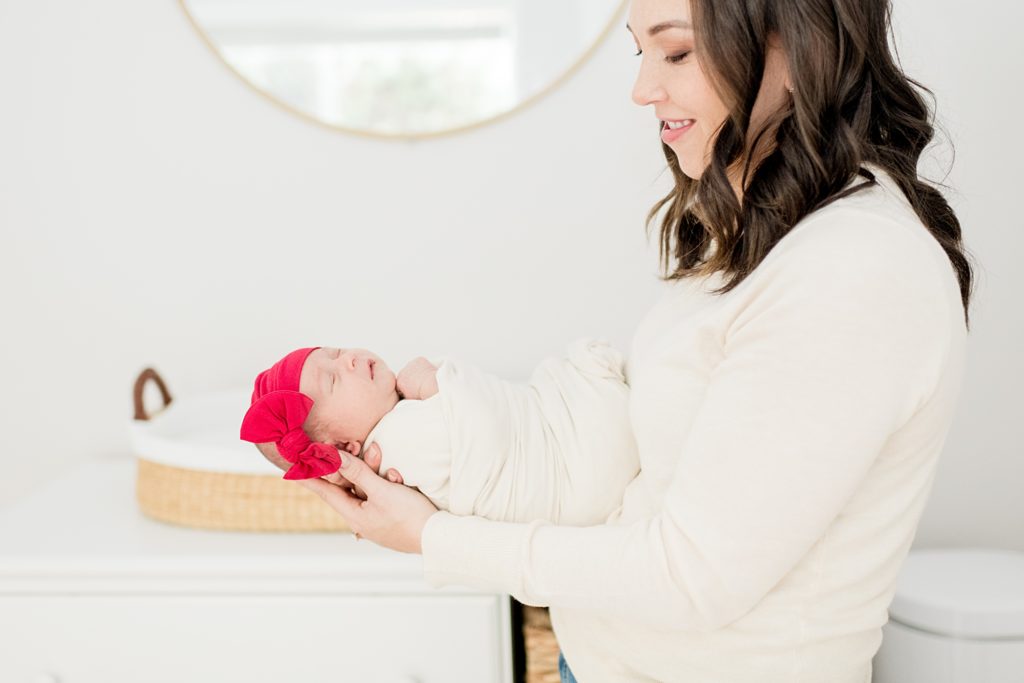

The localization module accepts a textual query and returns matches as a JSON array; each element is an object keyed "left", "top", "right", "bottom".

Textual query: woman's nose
[{"left": 632, "top": 62, "right": 666, "bottom": 107}]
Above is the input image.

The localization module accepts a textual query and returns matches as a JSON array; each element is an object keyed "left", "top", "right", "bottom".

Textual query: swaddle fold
[{"left": 368, "top": 337, "right": 639, "bottom": 525}]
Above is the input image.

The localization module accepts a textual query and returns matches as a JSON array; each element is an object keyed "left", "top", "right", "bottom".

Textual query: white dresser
[{"left": 0, "top": 459, "right": 514, "bottom": 683}]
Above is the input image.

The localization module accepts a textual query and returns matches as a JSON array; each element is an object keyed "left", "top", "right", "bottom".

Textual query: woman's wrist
[{"left": 419, "top": 509, "right": 446, "bottom": 556}]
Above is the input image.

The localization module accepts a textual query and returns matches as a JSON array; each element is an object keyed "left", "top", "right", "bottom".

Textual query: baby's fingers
[{"left": 385, "top": 468, "right": 404, "bottom": 484}]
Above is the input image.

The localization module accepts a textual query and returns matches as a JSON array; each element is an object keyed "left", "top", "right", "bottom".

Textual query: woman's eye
[{"left": 633, "top": 48, "right": 689, "bottom": 64}]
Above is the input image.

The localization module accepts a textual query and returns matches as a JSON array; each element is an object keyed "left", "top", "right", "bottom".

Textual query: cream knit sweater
[{"left": 421, "top": 165, "right": 967, "bottom": 682}]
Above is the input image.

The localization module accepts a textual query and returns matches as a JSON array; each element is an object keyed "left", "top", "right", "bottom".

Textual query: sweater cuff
[{"left": 421, "top": 510, "right": 535, "bottom": 594}]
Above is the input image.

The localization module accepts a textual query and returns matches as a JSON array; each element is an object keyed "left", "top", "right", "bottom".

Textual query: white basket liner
[{"left": 129, "top": 390, "right": 280, "bottom": 475}]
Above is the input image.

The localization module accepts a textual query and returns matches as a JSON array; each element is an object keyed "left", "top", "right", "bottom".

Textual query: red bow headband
[{"left": 239, "top": 347, "right": 342, "bottom": 481}]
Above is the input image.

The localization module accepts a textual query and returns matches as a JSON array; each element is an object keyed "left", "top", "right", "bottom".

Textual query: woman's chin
[{"left": 675, "top": 156, "right": 702, "bottom": 181}]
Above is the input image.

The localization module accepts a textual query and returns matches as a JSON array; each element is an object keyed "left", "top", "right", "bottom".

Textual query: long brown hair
[{"left": 646, "top": 0, "right": 976, "bottom": 329}]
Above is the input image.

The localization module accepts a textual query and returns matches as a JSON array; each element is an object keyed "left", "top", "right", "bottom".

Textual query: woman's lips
[{"left": 661, "top": 119, "right": 695, "bottom": 144}]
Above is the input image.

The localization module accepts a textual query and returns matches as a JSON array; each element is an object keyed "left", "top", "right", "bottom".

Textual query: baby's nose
[{"left": 337, "top": 352, "right": 356, "bottom": 370}]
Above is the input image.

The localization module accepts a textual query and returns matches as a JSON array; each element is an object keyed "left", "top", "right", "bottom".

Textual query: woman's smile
[{"left": 661, "top": 118, "right": 695, "bottom": 144}]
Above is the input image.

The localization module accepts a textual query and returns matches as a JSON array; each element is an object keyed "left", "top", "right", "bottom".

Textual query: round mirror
[{"left": 181, "top": 0, "right": 627, "bottom": 139}]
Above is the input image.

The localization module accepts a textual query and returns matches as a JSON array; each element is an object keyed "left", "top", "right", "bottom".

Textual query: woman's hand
[
  {"left": 321, "top": 444, "right": 403, "bottom": 493},
  {"left": 297, "top": 443, "right": 437, "bottom": 554}
]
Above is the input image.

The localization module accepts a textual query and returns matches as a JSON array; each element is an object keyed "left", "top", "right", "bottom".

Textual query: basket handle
[{"left": 133, "top": 368, "right": 173, "bottom": 421}]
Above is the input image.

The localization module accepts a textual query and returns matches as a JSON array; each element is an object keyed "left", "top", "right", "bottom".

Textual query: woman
[{"left": 298, "top": 0, "right": 974, "bottom": 680}]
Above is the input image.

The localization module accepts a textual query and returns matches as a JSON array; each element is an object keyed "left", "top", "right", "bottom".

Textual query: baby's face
[{"left": 299, "top": 347, "right": 399, "bottom": 455}]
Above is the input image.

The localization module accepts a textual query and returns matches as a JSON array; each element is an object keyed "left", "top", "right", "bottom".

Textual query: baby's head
[
  {"left": 240, "top": 346, "right": 399, "bottom": 479},
  {"left": 298, "top": 347, "right": 399, "bottom": 453}
]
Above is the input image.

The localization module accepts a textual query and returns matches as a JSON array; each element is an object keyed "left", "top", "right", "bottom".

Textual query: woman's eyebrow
[{"left": 626, "top": 19, "right": 692, "bottom": 37}]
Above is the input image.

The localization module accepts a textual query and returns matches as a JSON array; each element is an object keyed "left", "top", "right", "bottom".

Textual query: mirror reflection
[{"left": 181, "top": 0, "right": 626, "bottom": 138}]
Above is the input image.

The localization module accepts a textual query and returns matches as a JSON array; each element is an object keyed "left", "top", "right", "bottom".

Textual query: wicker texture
[
  {"left": 135, "top": 458, "right": 352, "bottom": 532},
  {"left": 524, "top": 606, "right": 562, "bottom": 683}
]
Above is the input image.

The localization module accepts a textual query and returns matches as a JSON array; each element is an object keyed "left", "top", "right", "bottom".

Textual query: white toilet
[{"left": 872, "top": 548, "right": 1024, "bottom": 683}]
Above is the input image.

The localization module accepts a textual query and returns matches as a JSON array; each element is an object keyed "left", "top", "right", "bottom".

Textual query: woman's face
[
  {"left": 627, "top": 0, "right": 791, "bottom": 184},
  {"left": 299, "top": 347, "right": 399, "bottom": 455}
]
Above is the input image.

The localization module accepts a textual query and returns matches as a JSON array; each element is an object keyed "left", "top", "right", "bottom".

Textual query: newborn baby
[{"left": 241, "top": 338, "right": 639, "bottom": 526}]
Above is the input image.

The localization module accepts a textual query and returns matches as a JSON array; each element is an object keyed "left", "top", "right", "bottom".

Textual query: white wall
[{"left": 1, "top": 0, "right": 1020, "bottom": 550}]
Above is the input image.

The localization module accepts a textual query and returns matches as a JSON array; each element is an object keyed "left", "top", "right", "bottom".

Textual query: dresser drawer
[{"left": 0, "top": 594, "right": 509, "bottom": 683}]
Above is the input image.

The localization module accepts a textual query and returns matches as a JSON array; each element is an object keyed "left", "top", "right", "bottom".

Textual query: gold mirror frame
[{"left": 179, "top": 0, "right": 630, "bottom": 141}]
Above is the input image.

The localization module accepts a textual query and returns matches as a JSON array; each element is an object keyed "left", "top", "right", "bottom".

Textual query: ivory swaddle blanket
[{"left": 366, "top": 337, "right": 640, "bottom": 525}]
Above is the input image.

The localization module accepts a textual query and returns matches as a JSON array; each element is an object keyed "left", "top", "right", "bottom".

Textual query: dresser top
[{"left": 0, "top": 459, "right": 482, "bottom": 595}]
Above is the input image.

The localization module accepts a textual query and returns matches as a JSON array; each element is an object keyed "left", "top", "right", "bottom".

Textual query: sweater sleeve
[{"left": 421, "top": 211, "right": 954, "bottom": 632}]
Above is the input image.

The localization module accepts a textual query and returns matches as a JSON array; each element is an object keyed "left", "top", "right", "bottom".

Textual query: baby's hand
[{"left": 397, "top": 357, "right": 439, "bottom": 400}]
